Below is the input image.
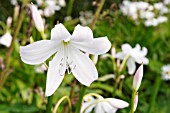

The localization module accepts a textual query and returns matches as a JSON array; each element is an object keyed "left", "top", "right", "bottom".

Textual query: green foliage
[{"left": 0, "top": 0, "right": 170, "bottom": 113}]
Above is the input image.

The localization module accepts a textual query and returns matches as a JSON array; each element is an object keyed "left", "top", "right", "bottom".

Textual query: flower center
[{"left": 59, "top": 42, "right": 76, "bottom": 76}]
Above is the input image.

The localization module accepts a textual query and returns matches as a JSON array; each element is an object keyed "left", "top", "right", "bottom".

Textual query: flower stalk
[
  {"left": 75, "top": 85, "right": 86, "bottom": 113},
  {"left": 90, "top": 0, "right": 105, "bottom": 30},
  {"left": 47, "top": 95, "right": 53, "bottom": 113}
]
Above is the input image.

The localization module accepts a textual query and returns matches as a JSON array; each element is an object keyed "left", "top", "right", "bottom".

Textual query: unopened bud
[
  {"left": 134, "top": 92, "right": 138, "bottom": 112},
  {"left": 111, "top": 46, "right": 116, "bottom": 58},
  {"left": 14, "top": 5, "right": 20, "bottom": 21},
  {"left": 30, "top": 3, "right": 44, "bottom": 33},
  {"left": 92, "top": 55, "right": 98, "bottom": 65},
  {"left": 7, "top": 17, "right": 12, "bottom": 28},
  {"left": 133, "top": 64, "right": 143, "bottom": 91}
]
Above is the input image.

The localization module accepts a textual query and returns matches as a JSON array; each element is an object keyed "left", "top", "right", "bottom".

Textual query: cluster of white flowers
[
  {"left": 36, "top": 0, "right": 66, "bottom": 17},
  {"left": 162, "top": 65, "right": 170, "bottom": 80},
  {"left": 120, "top": 0, "right": 169, "bottom": 27},
  {"left": 79, "top": 11, "right": 94, "bottom": 26}
]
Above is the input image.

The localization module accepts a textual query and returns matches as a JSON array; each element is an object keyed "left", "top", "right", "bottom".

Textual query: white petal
[
  {"left": 102, "top": 102, "right": 116, "bottom": 113},
  {"left": 51, "top": 23, "right": 71, "bottom": 41},
  {"left": 69, "top": 46, "right": 98, "bottom": 86},
  {"left": 81, "top": 100, "right": 96, "bottom": 113},
  {"left": 45, "top": 51, "right": 65, "bottom": 96},
  {"left": 116, "top": 52, "right": 126, "bottom": 60},
  {"left": 71, "top": 24, "right": 93, "bottom": 42},
  {"left": 20, "top": 40, "right": 60, "bottom": 65},
  {"left": 106, "top": 98, "right": 129, "bottom": 109},
  {"left": 122, "top": 43, "right": 132, "bottom": 54},
  {"left": 134, "top": 57, "right": 149, "bottom": 64},
  {"left": 0, "top": 32, "right": 12, "bottom": 47},
  {"left": 95, "top": 103, "right": 105, "bottom": 113},
  {"left": 71, "top": 37, "right": 111, "bottom": 55},
  {"left": 127, "top": 58, "right": 136, "bottom": 74}
]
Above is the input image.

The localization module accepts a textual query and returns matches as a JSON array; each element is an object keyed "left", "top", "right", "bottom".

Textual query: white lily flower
[
  {"left": 20, "top": 23, "right": 111, "bottom": 96},
  {"left": 81, "top": 94, "right": 129, "bottom": 113},
  {"left": 0, "top": 32, "right": 12, "bottom": 47},
  {"left": 116, "top": 43, "right": 149, "bottom": 74},
  {"left": 30, "top": 4, "right": 44, "bottom": 33},
  {"left": 161, "top": 65, "right": 170, "bottom": 80}
]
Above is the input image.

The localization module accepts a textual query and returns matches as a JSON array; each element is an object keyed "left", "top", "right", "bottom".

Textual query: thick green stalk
[
  {"left": 130, "top": 90, "right": 136, "bottom": 113},
  {"left": 90, "top": 0, "right": 105, "bottom": 30},
  {"left": 47, "top": 95, "right": 53, "bottom": 113},
  {"left": 147, "top": 76, "right": 161, "bottom": 113},
  {"left": 67, "top": 0, "right": 74, "bottom": 16},
  {"left": 0, "top": 0, "right": 29, "bottom": 91},
  {"left": 75, "top": 85, "right": 86, "bottom": 113}
]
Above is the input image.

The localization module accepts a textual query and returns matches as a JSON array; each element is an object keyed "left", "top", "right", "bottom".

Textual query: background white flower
[
  {"left": 162, "top": 65, "right": 170, "bottom": 80},
  {"left": 20, "top": 24, "right": 111, "bottom": 96},
  {"left": 81, "top": 95, "right": 129, "bottom": 113},
  {"left": 116, "top": 43, "right": 149, "bottom": 74},
  {"left": 0, "top": 32, "right": 12, "bottom": 47},
  {"left": 36, "top": 0, "right": 66, "bottom": 17}
]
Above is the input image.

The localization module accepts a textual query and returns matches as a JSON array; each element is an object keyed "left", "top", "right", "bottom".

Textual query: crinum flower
[
  {"left": 81, "top": 94, "right": 129, "bottom": 113},
  {"left": 161, "top": 65, "right": 170, "bottom": 80},
  {"left": 116, "top": 43, "right": 149, "bottom": 74},
  {"left": 20, "top": 23, "right": 111, "bottom": 96}
]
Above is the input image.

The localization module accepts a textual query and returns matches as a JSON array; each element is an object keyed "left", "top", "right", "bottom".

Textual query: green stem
[
  {"left": 119, "top": 54, "right": 130, "bottom": 73},
  {"left": 130, "top": 90, "right": 136, "bottom": 113},
  {"left": 0, "top": 0, "right": 29, "bottom": 91},
  {"left": 47, "top": 95, "right": 53, "bottom": 113},
  {"left": 67, "top": 0, "right": 74, "bottom": 16},
  {"left": 112, "top": 76, "right": 121, "bottom": 97},
  {"left": 147, "top": 75, "right": 161, "bottom": 113},
  {"left": 75, "top": 85, "right": 86, "bottom": 113},
  {"left": 90, "top": 0, "right": 105, "bottom": 30}
]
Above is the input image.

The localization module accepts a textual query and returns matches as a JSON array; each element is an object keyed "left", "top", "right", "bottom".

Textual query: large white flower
[
  {"left": 20, "top": 23, "right": 111, "bottom": 96},
  {"left": 116, "top": 43, "right": 149, "bottom": 74},
  {"left": 81, "top": 94, "right": 129, "bottom": 113},
  {"left": 161, "top": 65, "right": 170, "bottom": 80}
]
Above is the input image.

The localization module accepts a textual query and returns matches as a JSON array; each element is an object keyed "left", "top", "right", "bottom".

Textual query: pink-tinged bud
[
  {"left": 92, "top": 55, "right": 98, "bottom": 65},
  {"left": 7, "top": 17, "right": 12, "bottom": 28},
  {"left": 134, "top": 92, "right": 138, "bottom": 112},
  {"left": 111, "top": 46, "right": 116, "bottom": 58},
  {"left": 133, "top": 64, "right": 143, "bottom": 91},
  {"left": 30, "top": 3, "right": 44, "bottom": 33}
]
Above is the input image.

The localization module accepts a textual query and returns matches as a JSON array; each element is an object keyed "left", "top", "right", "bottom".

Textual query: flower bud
[
  {"left": 30, "top": 3, "right": 44, "bottom": 33},
  {"left": 133, "top": 64, "right": 143, "bottom": 91},
  {"left": 111, "top": 46, "right": 116, "bottom": 58},
  {"left": 134, "top": 92, "right": 138, "bottom": 112},
  {"left": 92, "top": 55, "right": 98, "bottom": 65},
  {"left": 7, "top": 17, "right": 12, "bottom": 28}
]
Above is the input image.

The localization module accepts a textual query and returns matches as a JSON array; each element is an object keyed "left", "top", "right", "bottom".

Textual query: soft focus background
[{"left": 0, "top": 0, "right": 170, "bottom": 113}]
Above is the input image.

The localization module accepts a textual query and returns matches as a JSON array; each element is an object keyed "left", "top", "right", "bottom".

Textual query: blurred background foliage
[{"left": 0, "top": 0, "right": 170, "bottom": 113}]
